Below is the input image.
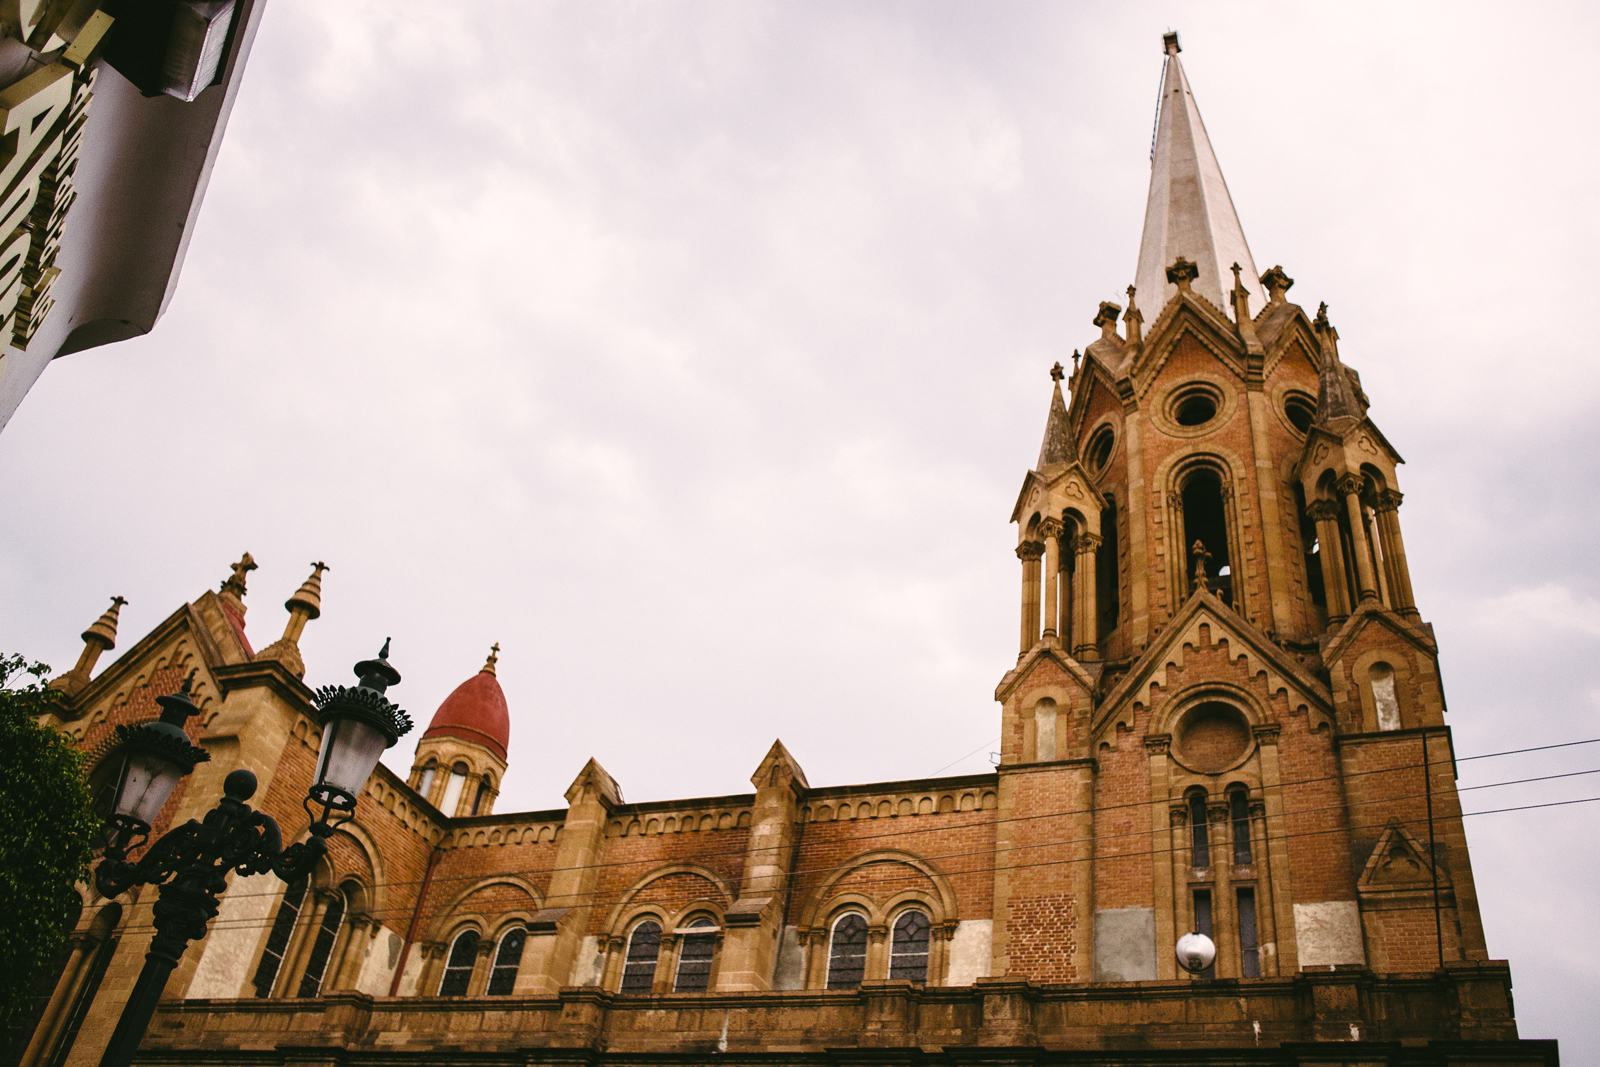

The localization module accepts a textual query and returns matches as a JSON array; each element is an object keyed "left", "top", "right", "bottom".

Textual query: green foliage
[{"left": 0, "top": 655, "right": 100, "bottom": 1033}]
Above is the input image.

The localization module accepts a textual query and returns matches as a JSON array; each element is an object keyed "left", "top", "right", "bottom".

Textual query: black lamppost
[{"left": 91, "top": 642, "right": 413, "bottom": 1067}]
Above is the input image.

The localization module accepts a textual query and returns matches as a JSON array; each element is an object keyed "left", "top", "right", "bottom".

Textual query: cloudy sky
[{"left": 3, "top": 0, "right": 1598, "bottom": 1052}]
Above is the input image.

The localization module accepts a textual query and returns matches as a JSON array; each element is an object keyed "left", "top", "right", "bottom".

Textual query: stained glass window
[
  {"left": 487, "top": 928, "right": 526, "bottom": 995},
  {"left": 620, "top": 920, "right": 661, "bottom": 994},
  {"left": 826, "top": 913, "right": 868, "bottom": 990},
  {"left": 673, "top": 917, "right": 717, "bottom": 992},
  {"left": 438, "top": 930, "right": 479, "bottom": 996},
  {"left": 251, "top": 878, "right": 306, "bottom": 997},
  {"left": 888, "top": 910, "right": 931, "bottom": 982}
]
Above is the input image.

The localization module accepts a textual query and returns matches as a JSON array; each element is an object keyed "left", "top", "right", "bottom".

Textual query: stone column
[
  {"left": 18, "top": 932, "right": 97, "bottom": 1067},
  {"left": 1039, "top": 519, "right": 1064, "bottom": 644},
  {"left": 1308, "top": 500, "right": 1350, "bottom": 621},
  {"left": 1207, "top": 800, "right": 1234, "bottom": 977},
  {"left": 865, "top": 924, "right": 890, "bottom": 982},
  {"left": 325, "top": 914, "right": 368, "bottom": 993},
  {"left": 466, "top": 937, "right": 496, "bottom": 997},
  {"left": 1016, "top": 541, "right": 1043, "bottom": 656},
  {"left": 1245, "top": 387, "right": 1293, "bottom": 634},
  {"left": 1073, "top": 534, "right": 1102, "bottom": 661},
  {"left": 1057, "top": 531, "right": 1073, "bottom": 649},
  {"left": 280, "top": 891, "right": 334, "bottom": 997},
  {"left": 1374, "top": 490, "right": 1417, "bottom": 615},
  {"left": 1338, "top": 475, "right": 1380, "bottom": 603},
  {"left": 416, "top": 942, "right": 446, "bottom": 997},
  {"left": 1249, "top": 799, "right": 1279, "bottom": 976},
  {"left": 1254, "top": 725, "right": 1298, "bottom": 973},
  {"left": 1146, "top": 736, "right": 1177, "bottom": 980}
]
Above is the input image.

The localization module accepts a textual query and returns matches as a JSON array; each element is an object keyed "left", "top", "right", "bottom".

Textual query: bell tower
[{"left": 991, "top": 32, "right": 1487, "bottom": 987}]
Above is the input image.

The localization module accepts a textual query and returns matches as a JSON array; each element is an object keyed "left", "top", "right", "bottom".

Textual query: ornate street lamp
[{"left": 92, "top": 642, "right": 413, "bottom": 1067}]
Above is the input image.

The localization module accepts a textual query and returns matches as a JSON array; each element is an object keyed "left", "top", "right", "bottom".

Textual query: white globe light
[{"left": 1176, "top": 932, "right": 1216, "bottom": 974}]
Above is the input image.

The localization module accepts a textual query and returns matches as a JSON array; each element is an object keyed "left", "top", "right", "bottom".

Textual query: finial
[
  {"left": 83, "top": 595, "right": 127, "bottom": 649},
  {"left": 284, "top": 561, "right": 329, "bottom": 621},
  {"left": 1166, "top": 256, "right": 1199, "bottom": 292},
  {"left": 1163, "top": 30, "right": 1181, "bottom": 56},
  {"left": 220, "top": 552, "right": 257, "bottom": 597},
  {"left": 379, "top": 637, "right": 391, "bottom": 660},
  {"left": 1123, "top": 286, "right": 1143, "bottom": 346},
  {"left": 1260, "top": 265, "right": 1293, "bottom": 305},
  {"left": 1072, "top": 349, "right": 1081, "bottom": 372},
  {"left": 1314, "top": 301, "right": 1330, "bottom": 329},
  {"left": 1190, "top": 540, "right": 1211, "bottom": 592},
  {"left": 1093, "top": 301, "right": 1123, "bottom": 343},
  {"left": 1230, "top": 262, "right": 1243, "bottom": 287},
  {"left": 261, "top": 561, "right": 332, "bottom": 677},
  {"left": 1049, "top": 361, "right": 1064, "bottom": 382},
  {"left": 482, "top": 642, "right": 500, "bottom": 675}
]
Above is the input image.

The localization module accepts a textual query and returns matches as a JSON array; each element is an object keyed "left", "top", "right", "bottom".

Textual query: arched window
[
  {"left": 295, "top": 889, "right": 346, "bottom": 997},
  {"left": 1098, "top": 496, "right": 1120, "bottom": 636},
  {"left": 1181, "top": 470, "right": 1232, "bottom": 605},
  {"left": 889, "top": 909, "right": 931, "bottom": 982},
  {"left": 471, "top": 776, "right": 492, "bottom": 815},
  {"left": 438, "top": 930, "right": 480, "bottom": 996},
  {"left": 439, "top": 762, "right": 469, "bottom": 815},
  {"left": 1187, "top": 790, "right": 1210, "bottom": 868},
  {"left": 1370, "top": 662, "right": 1401, "bottom": 731},
  {"left": 486, "top": 927, "right": 526, "bottom": 995},
  {"left": 1229, "top": 789, "right": 1252, "bottom": 865},
  {"left": 415, "top": 760, "right": 437, "bottom": 799},
  {"left": 826, "top": 913, "right": 868, "bottom": 990},
  {"left": 1294, "top": 484, "right": 1326, "bottom": 610},
  {"left": 252, "top": 877, "right": 306, "bottom": 997},
  {"left": 673, "top": 917, "right": 717, "bottom": 992},
  {"left": 620, "top": 919, "right": 662, "bottom": 993}
]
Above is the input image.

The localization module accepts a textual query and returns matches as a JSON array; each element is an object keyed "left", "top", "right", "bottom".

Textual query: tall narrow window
[
  {"left": 486, "top": 928, "right": 526, "bottom": 995},
  {"left": 1295, "top": 485, "right": 1326, "bottom": 610},
  {"left": 438, "top": 930, "right": 480, "bottom": 996},
  {"left": 1237, "top": 888, "right": 1260, "bottom": 978},
  {"left": 889, "top": 910, "right": 931, "bottom": 982},
  {"left": 1192, "top": 889, "right": 1215, "bottom": 979},
  {"left": 1370, "top": 663, "right": 1401, "bottom": 731},
  {"left": 439, "top": 762, "right": 469, "bottom": 816},
  {"left": 620, "top": 920, "right": 661, "bottom": 993},
  {"left": 1182, "top": 472, "right": 1232, "bottom": 606},
  {"left": 673, "top": 917, "right": 717, "bottom": 992},
  {"left": 1230, "top": 790, "right": 1252, "bottom": 866},
  {"left": 1098, "top": 496, "right": 1121, "bottom": 637},
  {"left": 252, "top": 877, "right": 306, "bottom": 997},
  {"left": 415, "top": 761, "right": 437, "bottom": 799},
  {"left": 471, "top": 777, "right": 491, "bottom": 815},
  {"left": 1188, "top": 791, "right": 1210, "bottom": 868},
  {"left": 296, "top": 890, "right": 345, "bottom": 997},
  {"left": 826, "top": 913, "right": 869, "bottom": 990}
]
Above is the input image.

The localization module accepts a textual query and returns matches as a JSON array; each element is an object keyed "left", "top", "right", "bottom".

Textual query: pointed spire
[
  {"left": 482, "top": 642, "right": 500, "bottom": 675},
  {"left": 1134, "top": 32, "right": 1265, "bottom": 320},
  {"left": 1037, "top": 363, "right": 1075, "bottom": 470},
  {"left": 256, "top": 562, "right": 330, "bottom": 679},
  {"left": 51, "top": 595, "right": 127, "bottom": 696},
  {"left": 1311, "top": 303, "right": 1364, "bottom": 427}
]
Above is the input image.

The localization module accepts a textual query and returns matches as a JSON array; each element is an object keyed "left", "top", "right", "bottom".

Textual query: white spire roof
[{"left": 1133, "top": 33, "right": 1265, "bottom": 319}]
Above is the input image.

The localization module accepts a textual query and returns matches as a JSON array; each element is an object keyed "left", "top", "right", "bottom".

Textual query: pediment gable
[
  {"left": 994, "top": 643, "right": 1097, "bottom": 704},
  {"left": 1357, "top": 819, "right": 1449, "bottom": 894},
  {"left": 1262, "top": 311, "right": 1322, "bottom": 380},
  {"left": 1319, "top": 603, "right": 1437, "bottom": 667},
  {"left": 1295, "top": 416, "right": 1405, "bottom": 483},
  {"left": 65, "top": 603, "right": 229, "bottom": 721},
  {"left": 1011, "top": 463, "right": 1108, "bottom": 526},
  {"left": 1094, "top": 588, "right": 1333, "bottom": 737},
  {"left": 1128, "top": 300, "right": 1248, "bottom": 399}
]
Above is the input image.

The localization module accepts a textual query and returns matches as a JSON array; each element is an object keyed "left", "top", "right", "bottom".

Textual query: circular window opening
[
  {"left": 1171, "top": 386, "right": 1220, "bottom": 428},
  {"left": 1175, "top": 701, "right": 1252, "bottom": 773},
  {"left": 1285, "top": 393, "right": 1315, "bottom": 434},
  {"left": 1088, "top": 426, "right": 1115, "bottom": 471}
]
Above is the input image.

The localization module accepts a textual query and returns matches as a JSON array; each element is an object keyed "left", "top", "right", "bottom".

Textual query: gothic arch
[{"left": 1158, "top": 450, "right": 1249, "bottom": 616}]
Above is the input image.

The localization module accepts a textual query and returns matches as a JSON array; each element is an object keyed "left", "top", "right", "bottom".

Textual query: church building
[{"left": 14, "top": 33, "right": 1556, "bottom": 1067}]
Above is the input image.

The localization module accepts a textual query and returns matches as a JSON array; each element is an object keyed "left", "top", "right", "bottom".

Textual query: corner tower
[
  {"left": 409, "top": 645, "right": 510, "bottom": 817},
  {"left": 993, "top": 33, "right": 1489, "bottom": 991}
]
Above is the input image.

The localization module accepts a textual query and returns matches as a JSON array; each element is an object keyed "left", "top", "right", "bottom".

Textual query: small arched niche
[{"left": 1172, "top": 701, "right": 1254, "bottom": 775}]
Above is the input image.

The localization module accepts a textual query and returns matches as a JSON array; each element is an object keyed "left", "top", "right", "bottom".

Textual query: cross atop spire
[{"left": 1134, "top": 32, "right": 1265, "bottom": 321}]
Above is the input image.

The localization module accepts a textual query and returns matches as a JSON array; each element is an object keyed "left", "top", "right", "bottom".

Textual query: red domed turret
[{"left": 422, "top": 644, "right": 510, "bottom": 761}]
